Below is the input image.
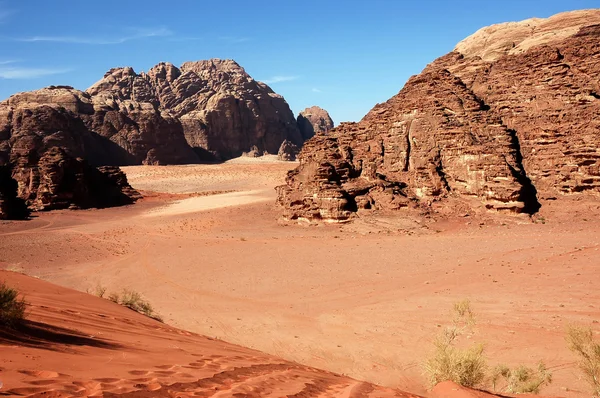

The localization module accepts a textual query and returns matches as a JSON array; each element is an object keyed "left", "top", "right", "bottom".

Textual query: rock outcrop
[
  {"left": 297, "top": 106, "right": 334, "bottom": 140},
  {"left": 0, "top": 59, "right": 303, "bottom": 212},
  {"left": 277, "top": 9, "right": 600, "bottom": 222},
  {"left": 277, "top": 139, "right": 300, "bottom": 161}
]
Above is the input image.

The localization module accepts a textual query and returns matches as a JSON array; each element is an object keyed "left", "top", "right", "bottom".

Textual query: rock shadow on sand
[{"left": 0, "top": 320, "right": 121, "bottom": 351}]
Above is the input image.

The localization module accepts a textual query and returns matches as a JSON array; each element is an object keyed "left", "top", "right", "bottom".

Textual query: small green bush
[
  {"left": 109, "top": 289, "right": 162, "bottom": 322},
  {"left": 491, "top": 362, "right": 552, "bottom": 394},
  {"left": 0, "top": 282, "right": 27, "bottom": 327},
  {"left": 566, "top": 325, "right": 600, "bottom": 396},
  {"left": 424, "top": 326, "right": 487, "bottom": 388}
]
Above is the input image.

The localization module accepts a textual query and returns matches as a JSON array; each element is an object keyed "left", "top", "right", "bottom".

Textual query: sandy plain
[{"left": 1, "top": 158, "right": 599, "bottom": 397}]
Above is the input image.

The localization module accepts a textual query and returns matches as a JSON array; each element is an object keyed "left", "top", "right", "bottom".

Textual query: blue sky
[{"left": 0, "top": 1, "right": 597, "bottom": 123}]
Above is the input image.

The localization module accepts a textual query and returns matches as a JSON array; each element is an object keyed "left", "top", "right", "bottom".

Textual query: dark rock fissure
[
  {"left": 435, "top": 154, "right": 451, "bottom": 192},
  {"left": 505, "top": 128, "right": 542, "bottom": 214},
  {"left": 404, "top": 122, "right": 412, "bottom": 172}
]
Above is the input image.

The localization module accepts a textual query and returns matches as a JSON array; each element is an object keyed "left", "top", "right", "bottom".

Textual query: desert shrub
[
  {"left": 86, "top": 283, "right": 107, "bottom": 298},
  {"left": 491, "top": 362, "right": 552, "bottom": 394},
  {"left": 453, "top": 299, "right": 475, "bottom": 326},
  {"left": 424, "top": 326, "right": 487, "bottom": 388},
  {"left": 108, "top": 292, "right": 120, "bottom": 303},
  {"left": 0, "top": 282, "right": 27, "bottom": 327},
  {"left": 109, "top": 289, "right": 162, "bottom": 322},
  {"left": 566, "top": 325, "right": 600, "bottom": 396}
]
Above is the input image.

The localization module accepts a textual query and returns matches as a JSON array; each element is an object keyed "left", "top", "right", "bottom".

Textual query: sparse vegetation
[
  {"left": 107, "top": 289, "right": 163, "bottom": 322},
  {"left": 453, "top": 299, "right": 475, "bottom": 326},
  {"left": 0, "top": 282, "right": 27, "bottom": 327},
  {"left": 86, "top": 283, "right": 107, "bottom": 298},
  {"left": 425, "top": 300, "right": 553, "bottom": 394},
  {"left": 491, "top": 362, "right": 553, "bottom": 394},
  {"left": 566, "top": 325, "right": 600, "bottom": 396}
]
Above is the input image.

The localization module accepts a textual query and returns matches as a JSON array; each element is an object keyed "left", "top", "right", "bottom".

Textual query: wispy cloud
[
  {"left": 0, "top": 66, "right": 71, "bottom": 79},
  {"left": 17, "top": 27, "right": 172, "bottom": 45},
  {"left": 0, "top": 59, "right": 18, "bottom": 65},
  {"left": 262, "top": 75, "right": 299, "bottom": 84},
  {"left": 219, "top": 36, "right": 251, "bottom": 44},
  {"left": 311, "top": 88, "right": 322, "bottom": 93}
]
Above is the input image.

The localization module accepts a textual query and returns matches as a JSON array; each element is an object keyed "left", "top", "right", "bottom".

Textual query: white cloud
[
  {"left": 262, "top": 75, "right": 299, "bottom": 84},
  {"left": 0, "top": 59, "right": 17, "bottom": 65},
  {"left": 0, "top": 66, "right": 71, "bottom": 79},
  {"left": 17, "top": 27, "right": 172, "bottom": 45},
  {"left": 311, "top": 88, "right": 322, "bottom": 93}
]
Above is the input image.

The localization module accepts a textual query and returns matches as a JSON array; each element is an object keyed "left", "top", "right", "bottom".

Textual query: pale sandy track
[{"left": 144, "top": 190, "right": 272, "bottom": 217}]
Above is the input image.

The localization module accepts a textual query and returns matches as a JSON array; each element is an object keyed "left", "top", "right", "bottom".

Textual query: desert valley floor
[{"left": 1, "top": 158, "right": 599, "bottom": 397}]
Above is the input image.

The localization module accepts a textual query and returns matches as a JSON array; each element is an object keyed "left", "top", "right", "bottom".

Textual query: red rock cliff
[{"left": 277, "top": 10, "right": 600, "bottom": 221}]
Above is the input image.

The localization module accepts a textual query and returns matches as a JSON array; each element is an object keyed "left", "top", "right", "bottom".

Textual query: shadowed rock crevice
[{"left": 504, "top": 128, "right": 541, "bottom": 214}]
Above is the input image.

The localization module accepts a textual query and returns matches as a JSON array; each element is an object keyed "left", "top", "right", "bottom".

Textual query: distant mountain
[{"left": 0, "top": 59, "right": 308, "bottom": 216}]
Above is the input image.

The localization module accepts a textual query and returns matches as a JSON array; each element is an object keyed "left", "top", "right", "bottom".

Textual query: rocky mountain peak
[{"left": 455, "top": 9, "right": 600, "bottom": 61}]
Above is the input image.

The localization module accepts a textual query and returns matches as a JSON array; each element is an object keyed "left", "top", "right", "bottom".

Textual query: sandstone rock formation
[
  {"left": 86, "top": 59, "right": 302, "bottom": 161},
  {"left": 277, "top": 9, "right": 600, "bottom": 222},
  {"left": 297, "top": 106, "right": 334, "bottom": 140},
  {"left": 277, "top": 139, "right": 300, "bottom": 161},
  {"left": 0, "top": 59, "right": 303, "bottom": 212}
]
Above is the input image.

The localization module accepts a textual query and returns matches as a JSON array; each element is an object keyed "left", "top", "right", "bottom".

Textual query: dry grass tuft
[
  {"left": 108, "top": 289, "right": 163, "bottom": 322},
  {"left": 491, "top": 362, "right": 552, "bottom": 394},
  {"left": 566, "top": 325, "right": 600, "bottom": 396},
  {"left": 0, "top": 281, "right": 27, "bottom": 327}
]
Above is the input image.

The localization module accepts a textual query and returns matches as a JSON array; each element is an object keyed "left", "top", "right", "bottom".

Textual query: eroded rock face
[
  {"left": 277, "top": 10, "right": 600, "bottom": 222},
  {"left": 17, "top": 147, "right": 139, "bottom": 211},
  {"left": 86, "top": 59, "right": 302, "bottom": 161},
  {"left": 277, "top": 140, "right": 300, "bottom": 161},
  {"left": 297, "top": 106, "right": 334, "bottom": 141}
]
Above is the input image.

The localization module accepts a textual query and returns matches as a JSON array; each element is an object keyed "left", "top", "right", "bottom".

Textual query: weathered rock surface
[
  {"left": 0, "top": 59, "right": 302, "bottom": 211},
  {"left": 277, "top": 9, "right": 600, "bottom": 222},
  {"left": 15, "top": 146, "right": 139, "bottom": 211},
  {"left": 297, "top": 106, "right": 334, "bottom": 140},
  {"left": 277, "top": 139, "right": 300, "bottom": 161}
]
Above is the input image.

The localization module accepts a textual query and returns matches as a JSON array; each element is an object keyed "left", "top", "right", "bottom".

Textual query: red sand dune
[{"left": 0, "top": 270, "right": 417, "bottom": 397}]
